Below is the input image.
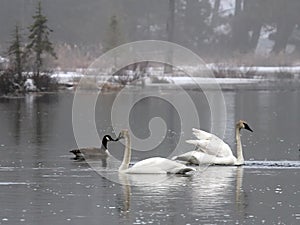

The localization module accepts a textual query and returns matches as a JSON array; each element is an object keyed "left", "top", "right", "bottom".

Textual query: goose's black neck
[
  {"left": 102, "top": 134, "right": 121, "bottom": 150},
  {"left": 102, "top": 135, "right": 118, "bottom": 149},
  {"left": 102, "top": 137, "right": 108, "bottom": 149}
]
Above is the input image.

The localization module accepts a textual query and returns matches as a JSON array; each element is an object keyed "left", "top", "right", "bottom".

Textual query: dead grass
[
  {"left": 52, "top": 43, "right": 300, "bottom": 80},
  {"left": 211, "top": 64, "right": 257, "bottom": 78},
  {"left": 53, "top": 43, "right": 101, "bottom": 71},
  {"left": 205, "top": 52, "right": 300, "bottom": 67},
  {"left": 74, "top": 76, "right": 99, "bottom": 90}
]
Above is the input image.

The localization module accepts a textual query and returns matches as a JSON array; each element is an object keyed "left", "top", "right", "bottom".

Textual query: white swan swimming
[
  {"left": 70, "top": 134, "right": 119, "bottom": 160},
  {"left": 118, "top": 129, "right": 196, "bottom": 174},
  {"left": 172, "top": 120, "right": 253, "bottom": 166}
]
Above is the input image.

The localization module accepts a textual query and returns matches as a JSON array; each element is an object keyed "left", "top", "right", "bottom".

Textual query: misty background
[{"left": 1, "top": 0, "right": 300, "bottom": 68}]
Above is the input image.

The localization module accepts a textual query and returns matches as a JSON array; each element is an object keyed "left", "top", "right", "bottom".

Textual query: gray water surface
[{"left": 0, "top": 86, "right": 299, "bottom": 225}]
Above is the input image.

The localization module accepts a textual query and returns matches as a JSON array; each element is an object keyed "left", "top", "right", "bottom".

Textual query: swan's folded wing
[
  {"left": 126, "top": 166, "right": 166, "bottom": 174},
  {"left": 173, "top": 151, "right": 217, "bottom": 165},
  {"left": 132, "top": 157, "right": 164, "bottom": 168},
  {"left": 192, "top": 128, "right": 213, "bottom": 140},
  {"left": 186, "top": 137, "right": 232, "bottom": 158},
  {"left": 130, "top": 157, "right": 195, "bottom": 174}
]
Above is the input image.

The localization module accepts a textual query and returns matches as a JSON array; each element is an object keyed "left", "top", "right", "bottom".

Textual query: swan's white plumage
[
  {"left": 186, "top": 128, "right": 233, "bottom": 158},
  {"left": 118, "top": 130, "right": 195, "bottom": 174},
  {"left": 173, "top": 121, "right": 253, "bottom": 166},
  {"left": 173, "top": 150, "right": 236, "bottom": 165},
  {"left": 124, "top": 157, "right": 195, "bottom": 174},
  {"left": 173, "top": 128, "right": 236, "bottom": 165},
  {"left": 191, "top": 128, "right": 212, "bottom": 140}
]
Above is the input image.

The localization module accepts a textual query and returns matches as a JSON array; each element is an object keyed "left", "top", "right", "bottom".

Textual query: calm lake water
[{"left": 0, "top": 83, "right": 299, "bottom": 225}]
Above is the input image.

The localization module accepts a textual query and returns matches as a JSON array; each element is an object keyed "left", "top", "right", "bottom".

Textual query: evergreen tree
[
  {"left": 104, "top": 15, "right": 123, "bottom": 52},
  {"left": 7, "top": 24, "right": 24, "bottom": 84},
  {"left": 26, "top": 1, "right": 56, "bottom": 76},
  {"left": 211, "top": 0, "right": 221, "bottom": 26},
  {"left": 183, "top": 0, "right": 212, "bottom": 50},
  {"left": 104, "top": 14, "right": 124, "bottom": 72},
  {"left": 164, "top": 0, "right": 175, "bottom": 74}
]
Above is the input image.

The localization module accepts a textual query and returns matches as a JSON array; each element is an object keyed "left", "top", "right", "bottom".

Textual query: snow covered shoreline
[{"left": 52, "top": 65, "right": 300, "bottom": 87}]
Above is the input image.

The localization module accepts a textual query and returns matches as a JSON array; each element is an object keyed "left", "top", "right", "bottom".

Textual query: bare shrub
[
  {"left": 212, "top": 64, "right": 257, "bottom": 78},
  {"left": 206, "top": 52, "right": 298, "bottom": 67},
  {"left": 75, "top": 76, "right": 99, "bottom": 90},
  {"left": 0, "top": 68, "right": 24, "bottom": 95},
  {"left": 31, "top": 72, "right": 58, "bottom": 91},
  {"left": 110, "top": 62, "right": 149, "bottom": 85},
  {"left": 151, "top": 76, "right": 171, "bottom": 83},
  {"left": 54, "top": 43, "right": 101, "bottom": 70}
]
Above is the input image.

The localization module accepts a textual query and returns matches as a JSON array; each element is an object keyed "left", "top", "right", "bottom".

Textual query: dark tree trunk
[
  {"left": 167, "top": 0, "right": 175, "bottom": 42},
  {"left": 249, "top": 23, "right": 262, "bottom": 52},
  {"left": 231, "top": 14, "right": 250, "bottom": 52},
  {"left": 271, "top": 20, "right": 296, "bottom": 54},
  {"left": 231, "top": 0, "right": 246, "bottom": 52},
  {"left": 235, "top": 0, "right": 242, "bottom": 16},
  {"left": 164, "top": 0, "right": 175, "bottom": 74},
  {"left": 211, "top": 0, "right": 221, "bottom": 26}
]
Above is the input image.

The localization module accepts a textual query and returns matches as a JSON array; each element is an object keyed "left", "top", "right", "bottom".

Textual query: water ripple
[{"left": 244, "top": 160, "right": 300, "bottom": 169}]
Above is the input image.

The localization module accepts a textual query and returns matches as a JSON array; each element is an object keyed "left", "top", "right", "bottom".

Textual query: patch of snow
[
  {"left": 234, "top": 66, "right": 300, "bottom": 73},
  {"left": 0, "top": 56, "right": 9, "bottom": 63},
  {"left": 162, "top": 76, "right": 260, "bottom": 85},
  {"left": 24, "top": 79, "right": 37, "bottom": 91},
  {"left": 214, "top": 24, "right": 231, "bottom": 35},
  {"left": 0, "top": 182, "right": 30, "bottom": 185},
  {"left": 217, "top": 0, "right": 235, "bottom": 16},
  {"left": 207, "top": 64, "right": 300, "bottom": 74},
  {"left": 220, "top": 0, "right": 235, "bottom": 11},
  {"left": 51, "top": 71, "right": 83, "bottom": 84}
]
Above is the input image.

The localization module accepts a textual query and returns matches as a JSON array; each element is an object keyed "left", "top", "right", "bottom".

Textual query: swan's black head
[
  {"left": 102, "top": 135, "right": 118, "bottom": 149},
  {"left": 243, "top": 122, "right": 253, "bottom": 132},
  {"left": 237, "top": 120, "right": 253, "bottom": 132}
]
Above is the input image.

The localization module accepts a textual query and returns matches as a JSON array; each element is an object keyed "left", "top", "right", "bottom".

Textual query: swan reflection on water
[{"left": 114, "top": 166, "right": 247, "bottom": 220}]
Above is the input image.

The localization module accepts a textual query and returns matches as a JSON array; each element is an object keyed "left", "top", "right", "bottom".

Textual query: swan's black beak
[{"left": 244, "top": 123, "right": 253, "bottom": 132}]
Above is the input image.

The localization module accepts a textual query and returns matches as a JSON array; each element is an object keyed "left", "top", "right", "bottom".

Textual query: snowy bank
[{"left": 52, "top": 64, "right": 300, "bottom": 88}]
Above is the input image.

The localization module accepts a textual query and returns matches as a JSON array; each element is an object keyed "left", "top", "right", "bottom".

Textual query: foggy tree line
[
  {"left": 1, "top": 0, "right": 300, "bottom": 57},
  {"left": 230, "top": 0, "right": 300, "bottom": 54},
  {"left": 1, "top": 0, "right": 300, "bottom": 67},
  {"left": 165, "top": 0, "right": 300, "bottom": 55}
]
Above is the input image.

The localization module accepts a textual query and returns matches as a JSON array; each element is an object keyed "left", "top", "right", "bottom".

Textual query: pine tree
[
  {"left": 104, "top": 15, "right": 123, "bottom": 52},
  {"left": 183, "top": 0, "right": 212, "bottom": 50},
  {"left": 164, "top": 0, "right": 175, "bottom": 74},
  {"left": 104, "top": 14, "right": 124, "bottom": 72},
  {"left": 26, "top": 1, "right": 56, "bottom": 76},
  {"left": 7, "top": 24, "right": 24, "bottom": 84}
]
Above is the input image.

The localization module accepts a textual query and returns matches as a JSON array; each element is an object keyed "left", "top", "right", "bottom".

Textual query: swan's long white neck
[
  {"left": 235, "top": 126, "right": 244, "bottom": 165},
  {"left": 119, "top": 132, "right": 131, "bottom": 171}
]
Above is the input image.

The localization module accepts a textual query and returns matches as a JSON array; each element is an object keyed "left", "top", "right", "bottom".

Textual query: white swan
[
  {"left": 118, "top": 129, "right": 196, "bottom": 174},
  {"left": 172, "top": 120, "right": 253, "bottom": 166}
]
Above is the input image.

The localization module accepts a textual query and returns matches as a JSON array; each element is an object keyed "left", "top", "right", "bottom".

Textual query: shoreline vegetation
[
  {"left": 2, "top": 61, "right": 300, "bottom": 97},
  {"left": 2, "top": 39, "right": 300, "bottom": 95},
  {"left": 50, "top": 63, "right": 300, "bottom": 92}
]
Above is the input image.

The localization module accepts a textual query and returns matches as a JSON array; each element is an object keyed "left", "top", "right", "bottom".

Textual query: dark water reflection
[{"left": 0, "top": 87, "right": 299, "bottom": 225}]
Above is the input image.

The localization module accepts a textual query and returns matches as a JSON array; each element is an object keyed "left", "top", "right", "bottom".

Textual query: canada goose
[
  {"left": 70, "top": 134, "right": 119, "bottom": 160},
  {"left": 172, "top": 120, "right": 253, "bottom": 166},
  {"left": 118, "top": 129, "right": 195, "bottom": 174}
]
